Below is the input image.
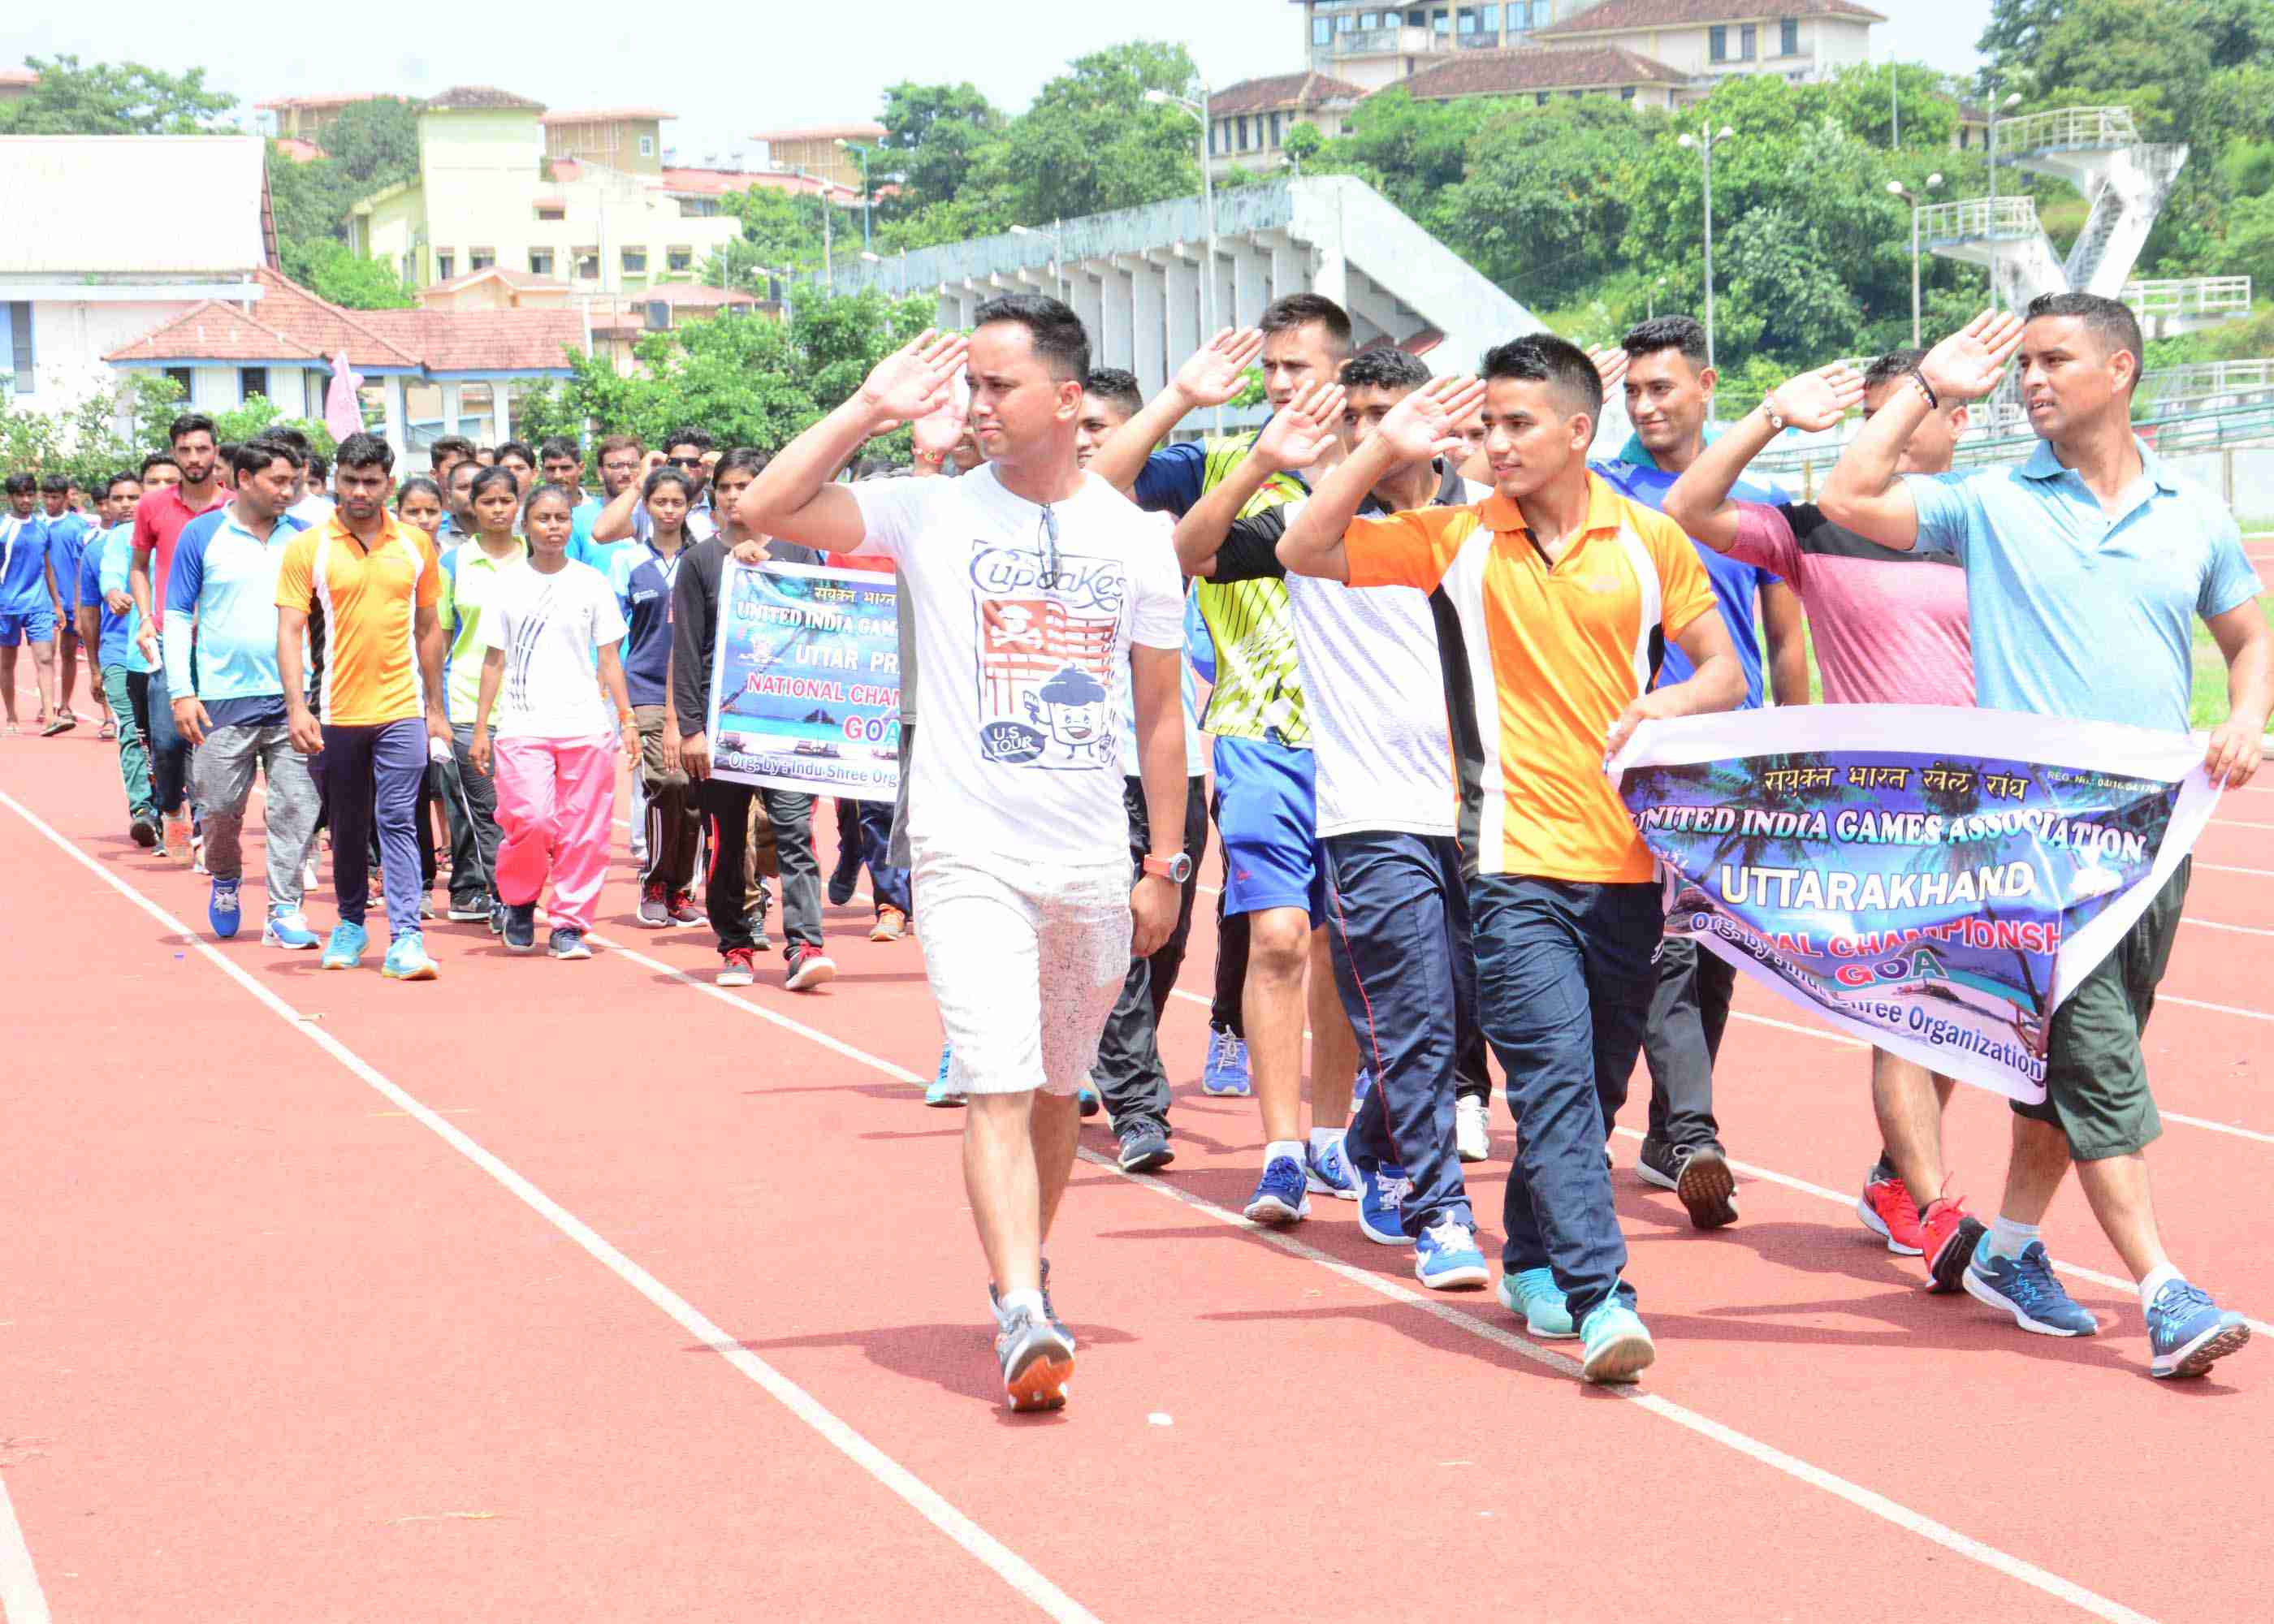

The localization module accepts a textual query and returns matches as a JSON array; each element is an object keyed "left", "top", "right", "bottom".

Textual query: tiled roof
[
  {"left": 746, "top": 122, "right": 886, "bottom": 143},
  {"left": 541, "top": 107, "right": 674, "bottom": 124},
  {"left": 357, "top": 309, "right": 583, "bottom": 374},
  {"left": 273, "top": 137, "right": 323, "bottom": 163},
  {"left": 104, "top": 300, "right": 324, "bottom": 364},
  {"left": 1394, "top": 45, "right": 1691, "bottom": 98},
  {"left": 253, "top": 92, "right": 384, "bottom": 111},
  {"left": 420, "top": 266, "right": 571, "bottom": 297},
  {"left": 422, "top": 85, "right": 545, "bottom": 114},
  {"left": 1535, "top": 0, "right": 1885, "bottom": 36},
  {"left": 244, "top": 267, "right": 422, "bottom": 368},
  {"left": 1211, "top": 72, "right": 1365, "bottom": 118},
  {"left": 0, "top": 68, "right": 40, "bottom": 89}
]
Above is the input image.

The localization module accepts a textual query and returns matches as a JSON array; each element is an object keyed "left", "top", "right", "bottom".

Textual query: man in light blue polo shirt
[
  {"left": 81, "top": 472, "right": 158, "bottom": 844},
  {"left": 1823, "top": 294, "right": 2270, "bottom": 1381},
  {"left": 164, "top": 438, "right": 322, "bottom": 948}
]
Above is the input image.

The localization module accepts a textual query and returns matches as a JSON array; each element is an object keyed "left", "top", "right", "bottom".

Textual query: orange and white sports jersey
[
  {"left": 275, "top": 514, "right": 439, "bottom": 726},
  {"left": 1343, "top": 471, "right": 1717, "bottom": 884}
]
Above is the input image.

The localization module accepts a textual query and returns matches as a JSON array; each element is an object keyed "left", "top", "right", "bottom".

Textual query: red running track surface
[{"left": 1, "top": 719, "right": 2269, "bottom": 1623}]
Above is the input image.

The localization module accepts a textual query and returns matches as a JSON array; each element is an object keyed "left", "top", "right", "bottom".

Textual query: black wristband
[{"left": 1910, "top": 371, "right": 1939, "bottom": 410}]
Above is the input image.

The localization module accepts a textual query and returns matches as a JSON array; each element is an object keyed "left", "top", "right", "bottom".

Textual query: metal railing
[
  {"left": 2123, "top": 276, "right": 2255, "bottom": 321},
  {"left": 1317, "top": 24, "right": 1444, "bottom": 56},
  {"left": 1917, "top": 195, "right": 2040, "bottom": 243},
  {"left": 1749, "top": 397, "right": 2274, "bottom": 482},
  {"left": 1991, "top": 106, "right": 2141, "bottom": 159}
]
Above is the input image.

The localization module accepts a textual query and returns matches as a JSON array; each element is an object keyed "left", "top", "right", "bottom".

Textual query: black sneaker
[
  {"left": 1648, "top": 1142, "right": 1740, "bottom": 1230},
  {"left": 994, "top": 1306, "right": 1074, "bottom": 1413},
  {"left": 129, "top": 813, "right": 159, "bottom": 849},
  {"left": 503, "top": 902, "right": 538, "bottom": 953},
  {"left": 1636, "top": 1137, "right": 1683, "bottom": 1191},
  {"left": 446, "top": 897, "right": 489, "bottom": 922},
  {"left": 1116, "top": 1120, "right": 1174, "bottom": 1174},
  {"left": 745, "top": 912, "right": 772, "bottom": 953},
  {"left": 488, "top": 901, "right": 506, "bottom": 936},
  {"left": 548, "top": 927, "right": 593, "bottom": 961},
  {"left": 825, "top": 845, "right": 861, "bottom": 907}
]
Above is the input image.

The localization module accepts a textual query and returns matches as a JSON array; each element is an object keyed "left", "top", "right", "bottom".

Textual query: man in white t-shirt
[
  {"left": 1174, "top": 351, "right": 1496, "bottom": 1296},
  {"left": 743, "top": 297, "right": 1190, "bottom": 1415}
]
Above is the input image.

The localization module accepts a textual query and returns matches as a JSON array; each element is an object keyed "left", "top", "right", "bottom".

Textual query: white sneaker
[{"left": 1455, "top": 1095, "right": 1490, "bottom": 1163}]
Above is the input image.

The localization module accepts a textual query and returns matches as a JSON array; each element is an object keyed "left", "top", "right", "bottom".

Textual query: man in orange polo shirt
[
  {"left": 1278, "top": 334, "right": 1745, "bottom": 1384},
  {"left": 275, "top": 432, "right": 452, "bottom": 981}
]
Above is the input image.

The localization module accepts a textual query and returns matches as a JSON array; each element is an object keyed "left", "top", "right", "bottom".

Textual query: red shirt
[{"left": 132, "top": 483, "right": 228, "bottom": 630}]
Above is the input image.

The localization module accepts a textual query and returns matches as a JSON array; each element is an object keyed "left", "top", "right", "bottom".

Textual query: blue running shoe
[
  {"left": 1963, "top": 1239, "right": 2098, "bottom": 1337},
  {"left": 1202, "top": 1027, "right": 1251, "bottom": 1096},
  {"left": 262, "top": 906, "right": 320, "bottom": 950},
  {"left": 1580, "top": 1297, "right": 1656, "bottom": 1384},
  {"left": 207, "top": 876, "right": 241, "bottom": 939},
  {"left": 925, "top": 1044, "right": 966, "bottom": 1108},
  {"left": 1305, "top": 1134, "right": 1360, "bottom": 1201},
  {"left": 1414, "top": 1217, "right": 1489, "bottom": 1290},
  {"left": 1498, "top": 1267, "right": 1578, "bottom": 1339},
  {"left": 1357, "top": 1162, "right": 1411, "bottom": 1246},
  {"left": 1243, "top": 1155, "right": 1310, "bottom": 1225},
  {"left": 321, "top": 921, "right": 368, "bottom": 970},
  {"left": 2146, "top": 1278, "right": 2250, "bottom": 1378},
  {"left": 381, "top": 931, "right": 439, "bottom": 981},
  {"left": 547, "top": 927, "right": 591, "bottom": 961}
]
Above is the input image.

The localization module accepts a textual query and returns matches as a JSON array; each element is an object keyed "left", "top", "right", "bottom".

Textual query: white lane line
[
  {"left": 0, "top": 1470, "right": 51, "bottom": 1624},
  {"left": 2196, "top": 862, "right": 2274, "bottom": 879},
  {"left": 2164, "top": 993, "right": 2274, "bottom": 1024},
  {"left": 578, "top": 935, "right": 2157, "bottom": 1624},
  {"left": 2209, "top": 818, "right": 2274, "bottom": 831},
  {"left": 2186, "top": 918, "right": 2274, "bottom": 939},
  {"left": 0, "top": 790, "right": 1096, "bottom": 1624}
]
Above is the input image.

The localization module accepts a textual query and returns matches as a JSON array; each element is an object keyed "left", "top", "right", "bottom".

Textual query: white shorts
[{"left": 914, "top": 848, "right": 1131, "bottom": 1098}]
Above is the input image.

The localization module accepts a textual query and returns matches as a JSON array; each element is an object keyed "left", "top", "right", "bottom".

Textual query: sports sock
[
  {"left": 996, "top": 1287, "right": 1045, "bottom": 1323},
  {"left": 2138, "top": 1261, "right": 2181, "bottom": 1313},
  {"left": 1985, "top": 1215, "right": 2038, "bottom": 1260},
  {"left": 1309, "top": 1125, "right": 1345, "bottom": 1160},
  {"left": 1265, "top": 1138, "right": 1304, "bottom": 1168}
]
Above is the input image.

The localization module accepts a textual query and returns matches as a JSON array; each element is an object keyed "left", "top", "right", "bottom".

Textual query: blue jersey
[
  {"left": 0, "top": 514, "right": 49, "bottom": 611},
  {"left": 94, "top": 524, "right": 155, "bottom": 673},
  {"left": 163, "top": 504, "right": 309, "bottom": 719},
  {"left": 613, "top": 540, "right": 682, "bottom": 709},
  {"left": 41, "top": 512, "right": 92, "bottom": 610}
]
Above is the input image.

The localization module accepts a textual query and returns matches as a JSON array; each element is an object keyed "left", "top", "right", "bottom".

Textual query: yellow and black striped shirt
[{"left": 1192, "top": 434, "right": 1312, "bottom": 745}]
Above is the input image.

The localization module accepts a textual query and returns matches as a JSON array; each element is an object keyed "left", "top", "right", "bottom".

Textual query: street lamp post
[
  {"left": 789, "top": 167, "right": 836, "bottom": 288},
  {"left": 1677, "top": 122, "right": 1736, "bottom": 377},
  {"left": 1984, "top": 90, "right": 2021, "bottom": 306},
  {"left": 1886, "top": 173, "right": 1944, "bottom": 346},
  {"left": 836, "top": 138, "right": 877, "bottom": 253},
  {"left": 1010, "top": 219, "right": 1066, "bottom": 302},
  {"left": 1145, "top": 82, "right": 1219, "bottom": 342}
]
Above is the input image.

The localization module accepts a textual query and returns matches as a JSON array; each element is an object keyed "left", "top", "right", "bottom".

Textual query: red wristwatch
[{"left": 1141, "top": 853, "right": 1192, "bottom": 884}]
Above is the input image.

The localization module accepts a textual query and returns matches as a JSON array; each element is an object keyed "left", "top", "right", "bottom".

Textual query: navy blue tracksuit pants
[{"left": 1321, "top": 831, "right": 1476, "bottom": 1237}]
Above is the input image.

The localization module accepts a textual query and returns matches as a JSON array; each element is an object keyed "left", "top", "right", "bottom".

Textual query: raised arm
[
  {"left": 1278, "top": 376, "right": 1485, "bottom": 583},
  {"left": 590, "top": 451, "right": 664, "bottom": 544},
  {"left": 740, "top": 330, "right": 969, "bottom": 554},
  {"left": 1172, "top": 381, "right": 1342, "bottom": 577},
  {"left": 1086, "top": 327, "right": 1265, "bottom": 495},
  {"left": 1665, "top": 361, "right": 1863, "bottom": 551},
  {"left": 1822, "top": 313, "right": 2021, "bottom": 549}
]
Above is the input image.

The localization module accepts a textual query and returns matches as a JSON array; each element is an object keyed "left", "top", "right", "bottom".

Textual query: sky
[{"left": 16, "top": 0, "right": 1991, "bottom": 169}]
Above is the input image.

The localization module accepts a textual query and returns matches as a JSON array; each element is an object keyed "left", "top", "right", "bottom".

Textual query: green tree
[
  {"left": 1445, "top": 99, "right": 1658, "bottom": 309},
  {"left": 999, "top": 41, "right": 1202, "bottom": 221},
  {"left": 315, "top": 97, "right": 420, "bottom": 186},
  {"left": 880, "top": 80, "right": 1003, "bottom": 208},
  {"left": 1304, "top": 87, "right": 1494, "bottom": 223},
  {"left": 0, "top": 54, "right": 232, "bottom": 135},
  {"left": 276, "top": 238, "right": 414, "bottom": 309}
]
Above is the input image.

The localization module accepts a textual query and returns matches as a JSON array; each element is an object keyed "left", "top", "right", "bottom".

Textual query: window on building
[
  {"left": 1407, "top": 6, "right": 1427, "bottom": 22},
  {"left": 535, "top": 205, "right": 565, "bottom": 222},
  {"left": 529, "top": 248, "right": 555, "bottom": 276},
  {"left": 1269, "top": 112, "right": 1283, "bottom": 146},
  {"left": 622, "top": 246, "right": 648, "bottom": 275},
  {"left": 434, "top": 252, "right": 455, "bottom": 281},
  {"left": 164, "top": 366, "right": 192, "bottom": 403},
  {"left": 1314, "top": 15, "right": 1333, "bottom": 45},
  {"left": 1337, "top": 10, "right": 1355, "bottom": 29},
  {"left": 1621, "top": 85, "right": 1636, "bottom": 101},
  {"left": 1535, "top": 92, "right": 1549, "bottom": 106},
  {"left": 668, "top": 245, "right": 694, "bottom": 273},
  {"left": 1481, "top": 3, "right": 1500, "bottom": 30},
  {"left": 574, "top": 246, "right": 601, "bottom": 280},
  {"left": 1360, "top": 10, "right": 1381, "bottom": 26},
  {"left": 469, "top": 246, "right": 495, "bottom": 271},
  {"left": 239, "top": 366, "right": 268, "bottom": 403},
  {"left": 1433, "top": 8, "right": 1451, "bottom": 33},
  {"left": 1740, "top": 24, "right": 1757, "bottom": 58},
  {"left": 3, "top": 302, "right": 28, "bottom": 395},
  {"left": 1780, "top": 16, "right": 1799, "bottom": 54},
  {"left": 1457, "top": 6, "right": 1477, "bottom": 33},
  {"left": 1709, "top": 24, "right": 1727, "bottom": 61},
  {"left": 638, "top": 133, "right": 655, "bottom": 158}
]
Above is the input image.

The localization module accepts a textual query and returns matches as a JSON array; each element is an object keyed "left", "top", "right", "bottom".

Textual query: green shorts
[{"left": 2013, "top": 859, "right": 2190, "bottom": 1161}]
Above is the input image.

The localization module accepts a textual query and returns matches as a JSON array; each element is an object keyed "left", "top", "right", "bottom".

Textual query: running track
[{"left": 3, "top": 717, "right": 2271, "bottom": 1622}]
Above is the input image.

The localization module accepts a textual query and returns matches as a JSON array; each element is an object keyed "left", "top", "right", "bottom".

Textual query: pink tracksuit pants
[{"left": 491, "top": 734, "right": 616, "bottom": 933}]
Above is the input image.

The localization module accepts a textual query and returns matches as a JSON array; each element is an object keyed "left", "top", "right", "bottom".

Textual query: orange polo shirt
[
  {"left": 1342, "top": 470, "right": 1717, "bottom": 883},
  {"left": 275, "top": 513, "right": 439, "bottom": 726}
]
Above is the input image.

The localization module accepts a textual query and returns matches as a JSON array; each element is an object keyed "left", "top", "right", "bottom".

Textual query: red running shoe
[
  {"left": 1919, "top": 1195, "right": 1984, "bottom": 1294},
  {"left": 1857, "top": 1166, "right": 1926, "bottom": 1256}
]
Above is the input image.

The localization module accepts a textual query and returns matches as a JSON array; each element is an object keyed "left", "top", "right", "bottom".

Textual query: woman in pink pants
[{"left": 469, "top": 480, "right": 638, "bottom": 960}]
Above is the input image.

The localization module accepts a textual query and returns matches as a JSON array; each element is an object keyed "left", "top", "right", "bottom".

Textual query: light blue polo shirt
[
  {"left": 1908, "top": 438, "right": 2263, "bottom": 734},
  {"left": 96, "top": 525, "right": 155, "bottom": 675},
  {"left": 162, "top": 503, "right": 310, "bottom": 704}
]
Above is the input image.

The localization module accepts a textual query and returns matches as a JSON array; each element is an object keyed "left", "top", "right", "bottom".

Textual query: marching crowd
[{"left": 6, "top": 282, "right": 2267, "bottom": 1411}]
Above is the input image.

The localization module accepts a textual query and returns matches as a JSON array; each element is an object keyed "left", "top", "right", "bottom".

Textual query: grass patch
[{"left": 2193, "top": 593, "right": 2272, "bottom": 732}]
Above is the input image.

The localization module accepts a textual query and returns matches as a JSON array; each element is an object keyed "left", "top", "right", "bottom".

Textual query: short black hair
[
  {"left": 40, "top": 473, "right": 70, "bottom": 495},
  {"left": 523, "top": 481, "right": 578, "bottom": 524},
  {"left": 216, "top": 441, "right": 241, "bottom": 466},
  {"left": 467, "top": 464, "right": 521, "bottom": 509},
  {"left": 103, "top": 471, "right": 142, "bottom": 499},
  {"left": 4, "top": 473, "right": 34, "bottom": 496},
  {"left": 663, "top": 425, "right": 714, "bottom": 456},
  {"left": 448, "top": 458, "right": 480, "bottom": 490},
  {"left": 1481, "top": 333, "right": 1603, "bottom": 423},
  {"left": 307, "top": 453, "right": 328, "bottom": 481},
  {"left": 2024, "top": 292, "right": 2143, "bottom": 385},
  {"left": 1861, "top": 348, "right": 1928, "bottom": 392},
  {"left": 1083, "top": 367, "right": 1143, "bottom": 420},
  {"left": 1261, "top": 292, "right": 1354, "bottom": 360},
  {"left": 429, "top": 434, "right": 476, "bottom": 469},
  {"left": 334, "top": 431, "right": 395, "bottom": 474},
  {"left": 139, "top": 452, "right": 179, "bottom": 481},
  {"left": 712, "top": 446, "right": 771, "bottom": 482},
  {"left": 394, "top": 476, "right": 442, "bottom": 510},
  {"left": 168, "top": 412, "right": 217, "bottom": 445},
  {"left": 495, "top": 439, "right": 536, "bottom": 468},
  {"left": 538, "top": 435, "right": 582, "bottom": 465},
  {"left": 974, "top": 293, "right": 1090, "bottom": 382},
  {"left": 262, "top": 425, "right": 313, "bottom": 456},
  {"left": 1339, "top": 346, "right": 1431, "bottom": 395},
  {"left": 1621, "top": 314, "right": 1710, "bottom": 368},
  {"left": 234, "top": 437, "right": 304, "bottom": 480},
  {"left": 642, "top": 466, "right": 699, "bottom": 505}
]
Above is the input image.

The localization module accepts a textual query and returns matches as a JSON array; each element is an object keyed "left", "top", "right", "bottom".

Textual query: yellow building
[
  {"left": 543, "top": 108, "right": 671, "bottom": 176},
  {"left": 346, "top": 85, "right": 742, "bottom": 296}
]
